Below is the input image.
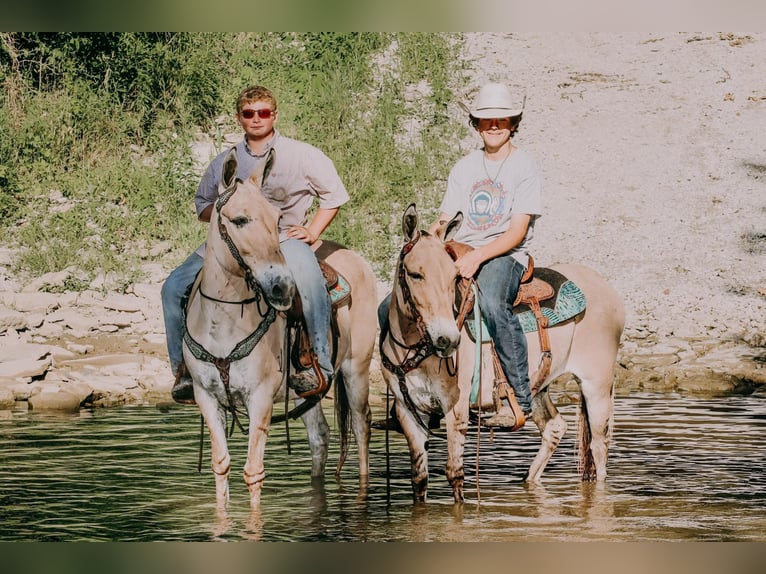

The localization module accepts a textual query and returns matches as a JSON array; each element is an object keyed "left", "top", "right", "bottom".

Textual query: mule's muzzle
[
  {"left": 429, "top": 319, "right": 461, "bottom": 358},
  {"left": 259, "top": 269, "right": 296, "bottom": 311}
]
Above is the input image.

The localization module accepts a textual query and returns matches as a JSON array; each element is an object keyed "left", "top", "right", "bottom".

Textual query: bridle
[
  {"left": 379, "top": 232, "right": 456, "bottom": 438},
  {"left": 183, "top": 179, "right": 278, "bottom": 436}
]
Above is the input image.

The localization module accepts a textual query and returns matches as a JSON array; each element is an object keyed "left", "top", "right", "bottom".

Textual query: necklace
[{"left": 482, "top": 149, "right": 512, "bottom": 186}]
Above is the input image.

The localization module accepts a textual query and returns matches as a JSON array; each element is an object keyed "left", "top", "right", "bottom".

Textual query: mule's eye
[
  {"left": 408, "top": 271, "right": 424, "bottom": 281},
  {"left": 229, "top": 216, "right": 250, "bottom": 228}
]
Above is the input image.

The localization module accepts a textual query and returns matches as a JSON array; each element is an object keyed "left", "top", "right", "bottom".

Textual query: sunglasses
[
  {"left": 476, "top": 117, "right": 514, "bottom": 129},
  {"left": 240, "top": 108, "right": 274, "bottom": 120}
]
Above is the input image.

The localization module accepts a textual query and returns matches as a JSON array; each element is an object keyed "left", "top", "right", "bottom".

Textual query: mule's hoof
[
  {"left": 482, "top": 406, "right": 525, "bottom": 431},
  {"left": 171, "top": 376, "right": 196, "bottom": 405}
]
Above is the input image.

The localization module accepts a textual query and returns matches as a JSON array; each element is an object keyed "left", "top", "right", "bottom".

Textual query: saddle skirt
[
  {"left": 464, "top": 266, "right": 587, "bottom": 342},
  {"left": 289, "top": 240, "right": 352, "bottom": 370}
]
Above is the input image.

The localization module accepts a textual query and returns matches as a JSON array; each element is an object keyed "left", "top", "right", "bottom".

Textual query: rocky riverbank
[
  {"left": 1, "top": 32, "right": 765, "bottom": 412},
  {"left": 0, "top": 264, "right": 763, "bottom": 413}
]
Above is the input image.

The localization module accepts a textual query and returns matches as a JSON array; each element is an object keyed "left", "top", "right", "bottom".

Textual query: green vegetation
[{"left": 0, "top": 32, "right": 467, "bottom": 290}]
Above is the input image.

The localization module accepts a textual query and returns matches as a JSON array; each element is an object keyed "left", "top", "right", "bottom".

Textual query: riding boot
[
  {"left": 288, "top": 366, "right": 332, "bottom": 398},
  {"left": 171, "top": 363, "right": 196, "bottom": 405},
  {"left": 482, "top": 381, "right": 527, "bottom": 431}
]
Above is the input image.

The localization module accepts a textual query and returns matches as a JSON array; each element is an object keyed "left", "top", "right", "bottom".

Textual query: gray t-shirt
[
  {"left": 439, "top": 147, "right": 542, "bottom": 266},
  {"left": 194, "top": 131, "right": 348, "bottom": 255}
]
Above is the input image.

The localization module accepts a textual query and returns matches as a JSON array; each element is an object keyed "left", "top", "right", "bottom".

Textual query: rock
[
  {"left": 0, "top": 308, "right": 27, "bottom": 334},
  {"left": 0, "top": 342, "right": 51, "bottom": 363},
  {"left": 66, "top": 342, "right": 94, "bottom": 355},
  {"left": 22, "top": 270, "right": 72, "bottom": 293},
  {"left": 0, "top": 386, "right": 15, "bottom": 409},
  {"left": 78, "top": 291, "right": 145, "bottom": 313},
  {"left": 142, "top": 333, "right": 166, "bottom": 345},
  {"left": 28, "top": 389, "right": 82, "bottom": 412},
  {"left": 0, "top": 357, "right": 51, "bottom": 379},
  {"left": 4, "top": 292, "right": 61, "bottom": 313}
]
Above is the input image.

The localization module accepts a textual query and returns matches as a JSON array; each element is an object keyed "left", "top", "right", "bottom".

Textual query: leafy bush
[{"left": 0, "top": 32, "right": 465, "bottom": 288}]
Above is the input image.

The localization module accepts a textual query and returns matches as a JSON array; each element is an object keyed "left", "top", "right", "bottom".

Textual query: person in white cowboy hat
[{"left": 428, "top": 81, "right": 543, "bottom": 429}]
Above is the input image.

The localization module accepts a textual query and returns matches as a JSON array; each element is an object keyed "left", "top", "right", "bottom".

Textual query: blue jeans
[
  {"left": 475, "top": 254, "right": 532, "bottom": 411},
  {"left": 160, "top": 239, "right": 333, "bottom": 380},
  {"left": 160, "top": 251, "right": 204, "bottom": 376},
  {"left": 280, "top": 239, "right": 333, "bottom": 379}
]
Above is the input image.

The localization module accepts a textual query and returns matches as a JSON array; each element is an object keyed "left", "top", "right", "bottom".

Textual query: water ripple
[{"left": 0, "top": 392, "right": 764, "bottom": 541}]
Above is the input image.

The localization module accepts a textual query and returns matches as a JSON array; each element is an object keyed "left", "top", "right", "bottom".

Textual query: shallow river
[{"left": 1, "top": 390, "right": 764, "bottom": 541}]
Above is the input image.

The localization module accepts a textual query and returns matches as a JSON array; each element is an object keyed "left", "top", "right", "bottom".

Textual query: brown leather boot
[
  {"left": 171, "top": 363, "right": 195, "bottom": 405},
  {"left": 483, "top": 381, "right": 527, "bottom": 431}
]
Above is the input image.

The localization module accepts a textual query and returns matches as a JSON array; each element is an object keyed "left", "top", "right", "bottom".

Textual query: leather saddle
[
  {"left": 286, "top": 241, "right": 350, "bottom": 385},
  {"left": 445, "top": 240, "right": 554, "bottom": 308},
  {"left": 445, "top": 241, "right": 556, "bottom": 428}
]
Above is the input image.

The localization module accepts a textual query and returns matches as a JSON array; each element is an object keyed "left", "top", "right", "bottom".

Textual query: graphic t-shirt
[{"left": 439, "top": 147, "right": 542, "bottom": 267}]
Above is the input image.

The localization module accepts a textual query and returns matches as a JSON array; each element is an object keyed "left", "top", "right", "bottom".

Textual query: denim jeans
[
  {"left": 160, "top": 239, "right": 333, "bottom": 380},
  {"left": 160, "top": 250, "right": 204, "bottom": 376},
  {"left": 280, "top": 239, "right": 333, "bottom": 379},
  {"left": 475, "top": 253, "right": 532, "bottom": 411}
]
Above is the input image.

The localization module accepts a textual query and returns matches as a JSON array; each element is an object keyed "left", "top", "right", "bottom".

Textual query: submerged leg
[
  {"left": 243, "top": 395, "right": 275, "bottom": 508},
  {"left": 444, "top": 401, "right": 468, "bottom": 503},
  {"left": 195, "top": 389, "right": 231, "bottom": 508},
  {"left": 299, "top": 397, "right": 331, "bottom": 477},
  {"left": 396, "top": 400, "right": 430, "bottom": 502},
  {"left": 337, "top": 363, "right": 372, "bottom": 479},
  {"left": 579, "top": 377, "right": 614, "bottom": 481},
  {"left": 525, "top": 389, "right": 568, "bottom": 483}
]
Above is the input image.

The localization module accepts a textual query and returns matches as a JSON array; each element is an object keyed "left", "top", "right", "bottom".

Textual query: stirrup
[
  {"left": 482, "top": 405, "right": 526, "bottom": 431},
  {"left": 483, "top": 381, "right": 526, "bottom": 431}
]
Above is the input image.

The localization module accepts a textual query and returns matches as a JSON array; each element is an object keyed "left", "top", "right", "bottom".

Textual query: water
[{"left": 0, "top": 391, "right": 764, "bottom": 541}]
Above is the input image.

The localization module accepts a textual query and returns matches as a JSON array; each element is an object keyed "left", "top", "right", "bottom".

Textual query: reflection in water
[{"left": 0, "top": 391, "right": 764, "bottom": 541}]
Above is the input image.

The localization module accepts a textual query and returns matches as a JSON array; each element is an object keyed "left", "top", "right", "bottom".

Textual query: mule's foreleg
[
  {"left": 444, "top": 403, "right": 468, "bottom": 503},
  {"left": 243, "top": 398, "right": 275, "bottom": 508},
  {"left": 396, "top": 400, "right": 431, "bottom": 502},
  {"left": 525, "top": 389, "right": 568, "bottom": 483},
  {"left": 196, "top": 391, "right": 231, "bottom": 508}
]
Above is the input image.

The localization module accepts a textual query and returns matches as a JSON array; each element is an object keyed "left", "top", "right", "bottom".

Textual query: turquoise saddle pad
[
  {"left": 329, "top": 274, "right": 351, "bottom": 305},
  {"left": 465, "top": 275, "right": 586, "bottom": 341}
]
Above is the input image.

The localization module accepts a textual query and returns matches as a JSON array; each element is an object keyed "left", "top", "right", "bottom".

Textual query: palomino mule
[
  {"left": 183, "top": 147, "right": 377, "bottom": 509},
  {"left": 380, "top": 204, "right": 625, "bottom": 502}
]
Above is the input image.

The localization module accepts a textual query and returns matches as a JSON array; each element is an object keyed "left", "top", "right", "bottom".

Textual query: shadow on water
[{"left": 0, "top": 390, "right": 764, "bottom": 541}]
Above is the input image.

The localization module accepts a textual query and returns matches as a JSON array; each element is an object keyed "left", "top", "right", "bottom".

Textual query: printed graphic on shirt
[{"left": 466, "top": 179, "right": 507, "bottom": 232}]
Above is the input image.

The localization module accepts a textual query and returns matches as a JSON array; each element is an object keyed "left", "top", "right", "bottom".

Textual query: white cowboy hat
[{"left": 459, "top": 82, "right": 525, "bottom": 118}]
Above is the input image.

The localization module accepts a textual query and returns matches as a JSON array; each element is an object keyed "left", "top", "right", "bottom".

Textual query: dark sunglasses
[{"left": 241, "top": 108, "right": 273, "bottom": 120}]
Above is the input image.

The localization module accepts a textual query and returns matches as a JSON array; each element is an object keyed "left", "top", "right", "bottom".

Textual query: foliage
[{"left": 0, "top": 32, "right": 465, "bottom": 289}]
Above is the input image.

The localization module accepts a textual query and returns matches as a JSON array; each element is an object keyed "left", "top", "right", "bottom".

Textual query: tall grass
[{"left": 0, "top": 32, "right": 465, "bottom": 290}]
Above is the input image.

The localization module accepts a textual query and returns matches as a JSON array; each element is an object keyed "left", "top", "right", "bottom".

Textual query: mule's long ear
[
  {"left": 221, "top": 147, "right": 238, "bottom": 191},
  {"left": 443, "top": 211, "right": 463, "bottom": 242},
  {"left": 260, "top": 148, "right": 275, "bottom": 187},
  {"left": 402, "top": 203, "right": 419, "bottom": 243}
]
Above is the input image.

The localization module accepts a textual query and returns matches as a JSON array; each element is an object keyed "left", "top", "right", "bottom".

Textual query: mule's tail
[
  {"left": 575, "top": 383, "right": 614, "bottom": 480},
  {"left": 334, "top": 370, "right": 351, "bottom": 475}
]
